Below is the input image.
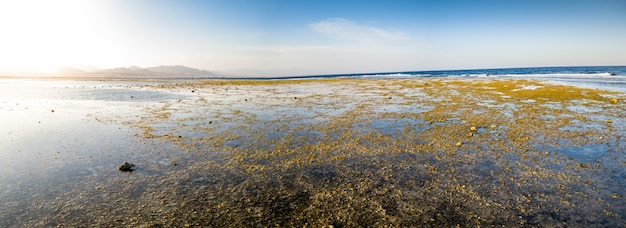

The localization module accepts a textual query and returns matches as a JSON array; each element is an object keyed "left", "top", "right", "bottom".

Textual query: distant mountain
[
  {"left": 55, "top": 65, "right": 216, "bottom": 78},
  {"left": 146, "top": 65, "right": 214, "bottom": 76},
  {"left": 98, "top": 66, "right": 154, "bottom": 75},
  {"left": 71, "top": 65, "right": 100, "bottom": 72}
]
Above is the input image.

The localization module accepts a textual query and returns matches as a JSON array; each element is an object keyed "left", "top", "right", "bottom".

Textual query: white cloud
[{"left": 309, "top": 18, "right": 412, "bottom": 45}]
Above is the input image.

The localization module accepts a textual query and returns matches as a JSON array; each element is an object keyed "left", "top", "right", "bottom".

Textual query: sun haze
[
  {"left": 1, "top": 0, "right": 625, "bottom": 76},
  {"left": 0, "top": 0, "right": 120, "bottom": 73}
]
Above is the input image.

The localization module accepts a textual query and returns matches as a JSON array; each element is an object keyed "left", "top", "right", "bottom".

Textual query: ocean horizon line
[{"left": 1, "top": 65, "right": 625, "bottom": 80}]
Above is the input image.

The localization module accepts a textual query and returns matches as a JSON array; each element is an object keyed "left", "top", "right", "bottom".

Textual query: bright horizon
[{"left": 1, "top": 0, "right": 625, "bottom": 77}]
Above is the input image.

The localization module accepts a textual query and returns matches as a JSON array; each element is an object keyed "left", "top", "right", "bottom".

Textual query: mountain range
[{"left": 55, "top": 65, "right": 216, "bottom": 78}]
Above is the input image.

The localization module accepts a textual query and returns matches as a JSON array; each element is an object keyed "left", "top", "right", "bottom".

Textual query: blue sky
[{"left": 1, "top": 0, "right": 625, "bottom": 76}]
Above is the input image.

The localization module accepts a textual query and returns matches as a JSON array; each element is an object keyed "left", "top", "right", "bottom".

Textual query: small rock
[
  {"left": 606, "top": 119, "right": 613, "bottom": 124},
  {"left": 118, "top": 161, "right": 135, "bottom": 172},
  {"left": 470, "top": 126, "right": 478, "bottom": 132},
  {"left": 610, "top": 98, "right": 618, "bottom": 104},
  {"left": 456, "top": 142, "right": 463, "bottom": 146}
]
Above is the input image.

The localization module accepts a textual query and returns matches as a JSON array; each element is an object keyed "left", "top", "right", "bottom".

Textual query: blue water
[
  {"left": 266, "top": 66, "right": 626, "bottom": 93},
  {"left": 310, "top": 66, "right": 626, "bottom": 78}
]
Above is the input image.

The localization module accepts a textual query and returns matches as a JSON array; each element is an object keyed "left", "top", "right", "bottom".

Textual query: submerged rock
[{"left": 118, "top": 161, "right": 135, "bottom": 172}]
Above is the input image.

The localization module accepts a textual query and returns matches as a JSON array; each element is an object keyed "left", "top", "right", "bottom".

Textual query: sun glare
[{"left": 0, "top": 0, "right": 119, "bottom": 73}]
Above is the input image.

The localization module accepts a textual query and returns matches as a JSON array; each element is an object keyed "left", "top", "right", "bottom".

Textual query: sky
[{"left": 0, "top": 0, "right": 625, "bottom": 76}]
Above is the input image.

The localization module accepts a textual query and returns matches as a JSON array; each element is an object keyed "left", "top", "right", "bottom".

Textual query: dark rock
[{"left": 118, "top": 161, "right": 135, "bottom": 172}]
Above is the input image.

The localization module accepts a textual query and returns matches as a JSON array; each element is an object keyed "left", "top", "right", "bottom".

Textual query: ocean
[
  {"left": 271, "top": 66, "right": 626, "bottom": 92},
  {"left": 295, "top": 65, "right": 626, "bottom": 78}
]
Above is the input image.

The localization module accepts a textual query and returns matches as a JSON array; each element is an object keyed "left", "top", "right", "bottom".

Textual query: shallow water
[
  {"left": 1, "top": 78, "right": 625, "bottom": 226},
  {"left": 0, "top": 79, "right": 188, "bottom": 223}
]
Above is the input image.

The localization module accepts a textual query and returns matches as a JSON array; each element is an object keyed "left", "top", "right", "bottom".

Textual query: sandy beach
[{"left": 1, "top": 78, "right": 625, "bottom": 226}]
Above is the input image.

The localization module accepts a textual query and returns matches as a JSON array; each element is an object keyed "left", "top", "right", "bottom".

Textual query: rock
[
  {"left": 606, "top": 119, "right": 613, "bottom": 124},
  {"left": 470, "top": 126, "right": 478, "bottom": 132},
  {"left": 118, "top": 161, "right": 135, "bottom": 172},
  {"left": 610, "top": 98, "right": 618, "bottom": 104}
]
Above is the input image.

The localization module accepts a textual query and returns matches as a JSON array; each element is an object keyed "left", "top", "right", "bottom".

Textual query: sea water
[
  {"left": 0, "top": 79, "right": 187, "bottom": 220},
  {"left": 271, "top": 66, "right": 626, "bottom": 93}
]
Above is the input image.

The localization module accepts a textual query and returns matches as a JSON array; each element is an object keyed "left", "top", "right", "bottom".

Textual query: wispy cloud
[
  {"left": 309, "top": 18, "right": 412, "bottom": 45},
  {"left": 204, "top": 18, "right": 427, "bottom": 76}
]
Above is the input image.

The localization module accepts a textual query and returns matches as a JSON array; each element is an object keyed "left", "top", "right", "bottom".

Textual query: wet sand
[{"left": 1, "top": 78, "right": 625, "bottom": 227}]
